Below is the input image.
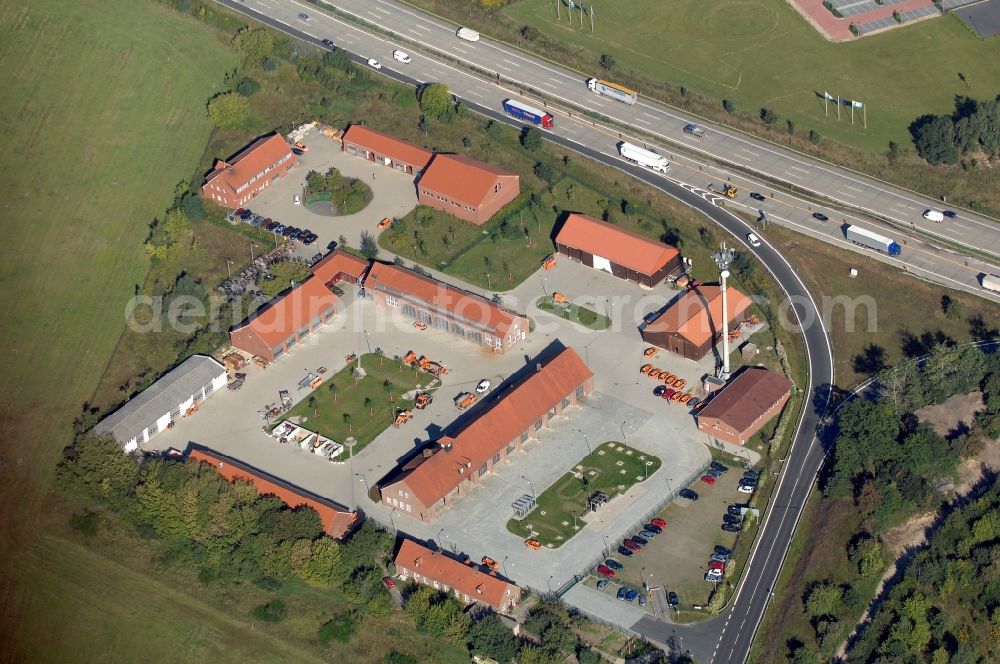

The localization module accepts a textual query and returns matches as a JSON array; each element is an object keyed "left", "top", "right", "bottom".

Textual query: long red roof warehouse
[
  {"left": 188, "top": 447, "right": 358, "bottom": 539},
  {"left": 417, "top": 153, "right": 519, "bottom": 207},
  {"left": 234, "top": 276, "right": 337, "bottom": 349},
  {"left": 394, "top": 539, "right": 520, "bottom": 612},
  {"left": 556, "top": 213, "right": 680, "bottom": 276},
  {"left": 365, "top": 262, "right": 522, "bottom": 337},
  {"left": 341, "top": 125, "right": 434, "bottom": 172},
  {"left": 396, "top": 347, "right": 593, "bottom": 509}
]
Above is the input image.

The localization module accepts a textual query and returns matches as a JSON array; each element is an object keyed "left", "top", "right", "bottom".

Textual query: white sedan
[
  {"left": 746, "top": 232, "right": 761, "bottom": 248},
  {"left": 737, "top": 484, "right": 755, "bottom": 494},
  {"left": 367, "top": 58, "right": 382, "bottom": 70},
  {"left": 475, "top": 379, "right": 491, "bottom": 394}
]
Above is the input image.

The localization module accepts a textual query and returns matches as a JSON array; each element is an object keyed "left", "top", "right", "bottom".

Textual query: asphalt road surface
[{"left": 223, "top": 0, "right": 1000, "bottom": 301}]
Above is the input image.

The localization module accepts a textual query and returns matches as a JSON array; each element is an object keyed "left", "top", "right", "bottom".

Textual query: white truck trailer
[
  {"left": 587, "top": 78, "right": 638, "bottom": 105},
  {"left": 845, "top": 225, "right": 901, "bottom": 257},
  {"left": 982, "top": 273, "right": 1000, "bottom": 293},
  {"left": 618, "top": 142, "right": 669, "bottom": 173}
]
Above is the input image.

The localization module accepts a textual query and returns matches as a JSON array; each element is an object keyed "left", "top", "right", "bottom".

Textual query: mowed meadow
[{"left": 0, "top": 0, "right": 236, "bottom": 656}]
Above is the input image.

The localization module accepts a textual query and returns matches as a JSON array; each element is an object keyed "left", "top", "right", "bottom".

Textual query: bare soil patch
[{"left": 914, "top": 391, "right": 984, "bottom": 438}]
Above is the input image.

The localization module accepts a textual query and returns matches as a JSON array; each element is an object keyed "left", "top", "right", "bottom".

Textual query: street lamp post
[
  {"left": 521, "top": 475, "right": 537, "bottom": 502},
  {"left": 437, "top": 528, "right": 446, "bottom": 550},
  {"left": 620, "top": 420, "right": 628, "bottom": 444},
  {"left": 712, "top": 243, "right": 736, "bottom": 379},
  {"left": 355, "top": 472, "right": 369, "bottom": 495},
  {"left": 225, "top": 258, "right": 233, "bottom": 280},
  {"left": 577, "top": 428, "right": 591, "bottom": 454},
  {"left": 389, "top": 509, "right": 397, "bottom": 534},
  {"left": 546, "top": 575, "right": 554, "bottom": 594},
  {"left": 502, "top": 555, "right": 509, "bottom": 578},
  {"left": 602, "top": 535, "right": 611, "bottom": 558},
  {"left": 665, "top": 476, "right": 674, "bottom": 495}
]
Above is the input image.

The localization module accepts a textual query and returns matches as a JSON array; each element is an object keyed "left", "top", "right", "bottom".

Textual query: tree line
[
  {"left": 786, "top": 343, "right": 999, "bottom": 662},
  {"left": 909, "top": 94, "right": 1000, "bottom": 166}
]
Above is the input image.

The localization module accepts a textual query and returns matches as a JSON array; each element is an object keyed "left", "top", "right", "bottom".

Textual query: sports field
[
  {"left": 505, "top": 0, "right": 1000, "bottom": 151},
  {"left": 0, "top": 0, "right": 235, "bottom": 656}
]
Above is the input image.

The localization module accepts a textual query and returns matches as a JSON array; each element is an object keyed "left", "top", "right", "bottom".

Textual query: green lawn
[
  {"left": 536, "top": 296, "right": 611, "bottom": 330},
  {"left": 507, "top": 441, "right": 661, "bottom": 547},
  {"left": 0, "top": 0, "right": 236, "bottom": 655},
  {"left": 279, "top": 354, "right": 434, "bottom": 454},
  {"left": 505, "top": 0, "right": 1000, "bottom": 152}
]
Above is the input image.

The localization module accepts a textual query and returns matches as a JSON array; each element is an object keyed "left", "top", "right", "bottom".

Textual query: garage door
[{"left": 592, "top": 255, "right": 613, "bottom": 273}]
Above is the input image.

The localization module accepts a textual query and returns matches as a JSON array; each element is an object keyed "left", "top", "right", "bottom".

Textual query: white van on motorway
[
  {"left": 922, "top": 209, "right": 945, "bottom": 222},
  {"left": 392, "top": 50, "right": 411, "bottom": 64},
  {"left": 456, "top": 27, "right": 480, "bottom": 42}
]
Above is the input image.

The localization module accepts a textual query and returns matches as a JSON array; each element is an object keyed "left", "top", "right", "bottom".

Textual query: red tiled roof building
[
  {"left": 202, "top": 134, "right": 297, "bottom": 209},
  {"left": 229, "top": 277, "right": 337, "bottom": 362},
  {"left": 364, "top": 262, "right": 528, "bottom": 353},
  {"left": 380, "top": 348, "right": 594, "bottom": 521},
  {"left": 417, "top": 154, "right": 520, "bottom": 225},
  {"left": 188, "top": 446, "right": 359, "bottom": 539},
  {"left": 394, "top": 539, "right": 521, "bottom": 613},
  {"left": 342, "top": 125, "right": 434, "bottom": 176},
  {"left": 696, "top": 367, "right": 793, "bottom": 446},
  {"left": 641, "top": 285, "right": 753, "bottom": 361},
  {"left": 555, "top": 213, "right": 683, "bottom": 287}
]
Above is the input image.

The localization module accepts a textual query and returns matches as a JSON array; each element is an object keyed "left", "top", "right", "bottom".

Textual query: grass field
[
  {"left": 279, "top": 354, "right": 433, "bottom": 454},
  {"left": 504, "top": 0, "right": 1000, "bottom": 153},
  {"left": 507, "top": 441, "right": 661, "bottom": 547},
  {"left": 764, "top": 224, "right": 1000, "bottom": 386},
  {"left": 536, "top": 296, "right": 612, "bottom": 330},
  {"left": 0, "top": 0, "right": 238, "bottom": 656}
]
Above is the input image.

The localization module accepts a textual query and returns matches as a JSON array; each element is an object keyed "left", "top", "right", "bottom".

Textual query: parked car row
[
  {"left": 738, "top": 468, "right": 759, "bottom": 495},
  {"left": 231, "top": 207, "right": 318, "bottom": 245},
  {"left": 704, "top": 545, "right": 732, "bottom": 582},
  {"left": 612, "top": 518, "right": 666, "bottom": 559},
  {"left": 700, "top": 459, "right": 729, "bottom": 485}
]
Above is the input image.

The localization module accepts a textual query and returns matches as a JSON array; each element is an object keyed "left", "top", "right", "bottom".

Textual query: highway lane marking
[
  {"left": 465, "top": 89, "right": 484, "bottom": 98},
  {"left": 635, "top": 117, "right": 652, "bottom": 125},
  {"left": 733, "top": 154, "right": 752, "bottom": 161},
  {"left": 740, "top": 148, "right": 761, "bottom": 157},
  {"left": 640, "top": 112, "right": 658, "bottom": 121},
  {"left": 410, "top": 23, "right": 430, "bottom": 32},
  {"left": 502, "top": 58, "right": 518, "bottom": 66},
  {"left": 845, "top": 185, "right": 864, "bottom": 193},
  {"left": 787, "top": 165, "right": 810, "bottom": 174},
  {"left": 540, "top": 81, "right": 558, "bottom": 89},
  {"left": 496, "top": 63, "right": 513, "bottom": 72},
  {"left": 783, "top": 170, "right": 803, "bottom": 178},
  {"left": 840, "top": 191, "right": 857, "bottom": 199}
]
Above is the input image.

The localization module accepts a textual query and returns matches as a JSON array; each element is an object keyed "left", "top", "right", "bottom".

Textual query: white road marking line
[
  {"left": 497, "top": 63, "right": 513, "bottom": 72},
  {"left": 844, "top": 185, "right": 864, "bottom": 193},
  {"left": 548, "top": 77, "right": 561, "bottom": 83},
  {"left": 783, "top": 170, "right": 802, "bottom": 178},
  {"left": 540, "top": 81, "right": 557, "bottom": 88},
  {"left": 640, "top": 112, "right": 658, "bottom": 120},
  {"left": 787, "top": 165, "right": 809, "bottom": 174},
  {"left": 635, "top": 117, "right": 652, "bottom": 125},
  {"left": 734, "top": 154, "right": 752, "bottom": 161},
  {"left": 411, "top": 23, "right": 430, "bottom": 32},
  {"left": 740, "top": 148, "right": 761, "bottom": 157},
  {"left": 840, "top": 191, "right": 857, "bottom": 199}
]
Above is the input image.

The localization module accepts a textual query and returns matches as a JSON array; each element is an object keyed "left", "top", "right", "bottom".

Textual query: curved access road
[{"left": 218, "top": 2, "right": 837, "bottom": 661}]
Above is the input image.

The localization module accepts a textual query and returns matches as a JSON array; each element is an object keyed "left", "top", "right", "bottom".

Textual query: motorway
[
  {"left": 226, "top": 0, "right": 1000, "bottom": 301},
  {"left": 210, "top": 1, "right": 952, "bottom": 661}
]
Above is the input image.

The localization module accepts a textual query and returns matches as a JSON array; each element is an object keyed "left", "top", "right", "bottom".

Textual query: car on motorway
[
  {"left": 684, "top": 123, "right": 706, "bottom": 138},
  {"left": 708, "top": 561, "right": 726, "bottom": 570},
  {"left": 367, "top": 58, "right": 382, "bottom": 69},
  {"left": 475, "top": 379, "right": 491, "bottom": 393},
  {"left": 651, "top": 518, "right": 667, "bottom": 528},
  {"left": 700, "top": 475, "right": 717, "bottom": 485},
  {"left": 617, "top": 587, "right": 628, "bottom": 600},
  {"left": 321, "top": 38, "right": 334, "bottom": 48},
  {"left": 943, "top": 210, "right": 957, "bottom": 219},
  {"left": 617, "top": 545, "right": 635, "bottom": 557},
  {"left": 737, "top": 484, "right": 755, "bottom": 494},
  {"left": 392, "top": 50, "right": 411, "bottom": 64},
  {"left": 622, "top": 540, "right": 642, "bottom": 553},
  {"left": 812, "top": 212, "right": 829, "bottom": 221},
  {"left": 293, "top": 194, "right": 301, "bottom": 205},
  {"left": 668, "top": 591, "right": 679, "bottom": 608},
  {"left": 381, "top": 576, "right": 395, "bottom": 589},
  {"left": 679, "top": 488, "right": 699, "bottom": 500},
  {"left": 722, "top": 523, "right": 742, "bottom": 533},
  {"left": 644, "top": 523, "right": 663, "bottom": 534},
  {"left": 297, "top": 12, "right": 310, "bottom": 21},
  {"left": 597, "top": 579, "right": 609, "bottom": 590},
  {"left": 597, "top": 564, "right": 616, "bottom": 578},
  {"left": 750, "top": 192, "right": 766, "bottom": 202},
  {"left": 625, "top": 588, "right": 639, "bottom": 602},
  {"left": 747, "top": 232, "right": 762, "bottom": 248},
  {"left": 605, "top": 558, "right": 624, "bottom": 571}
]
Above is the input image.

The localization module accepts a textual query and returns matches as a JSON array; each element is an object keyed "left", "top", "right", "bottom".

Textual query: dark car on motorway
[
  {"left": 618, "top": 545, "right": 635, "bottom": 557},
  {"left": 644, "top": 523, "right": 663, "bottom": 534},
  {"left": 943, "top": 210, "right": 957, "bottom": 219},
  {"left": 750, "top": 192, "right": 766, "bottom": 202},
  {"left": 668, "top": 591, "right": 679, "bottom": 608},
  {"left": 722, "top": 523, "right": 742, "bottom": 533},
  {"left": 812, "top": 212, "right": 829, "bottom": 221},
  {"left": 605, "top": 558, "right": 624, "bottom": 571},
  {"left": 321, "top": 38, "right": 334, "bottom": 48},
  {"left": 679, "top": 488, "right": 699, "bottom": 501}
]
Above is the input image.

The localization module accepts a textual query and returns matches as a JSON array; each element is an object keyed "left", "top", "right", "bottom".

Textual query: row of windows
[
  {"left": 423, "top": 191, "right": 475, "bottom": 212},
  {"left": 387, "top": 497, "right": 413, "bottom": 512},
  {"left": 397, "top": 302, "right": 493, "bottom": 346},
  {"left": 234, "top": 153, "right": 291, "bottom": 194},
  {"left": 268, "top": 307, "right": 335, "bottom": 358}
]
